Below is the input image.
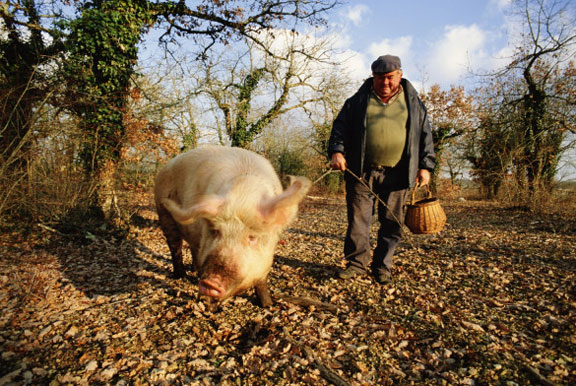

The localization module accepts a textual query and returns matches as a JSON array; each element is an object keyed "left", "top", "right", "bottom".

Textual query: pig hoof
[
  {"left": 259, "top": 295, "right": 273, "bottom": 308},
  {"left": 255, "top": 284, "right": 272, "bottom": 307}
]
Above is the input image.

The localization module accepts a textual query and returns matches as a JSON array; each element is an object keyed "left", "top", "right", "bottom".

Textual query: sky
[{"left": 325, "top": 0, "right": 515, "bottom": 89}]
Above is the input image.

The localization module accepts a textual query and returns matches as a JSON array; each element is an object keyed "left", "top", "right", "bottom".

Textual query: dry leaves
[{"left": 0, "top": 196, "right": 575, "bottom": 385}]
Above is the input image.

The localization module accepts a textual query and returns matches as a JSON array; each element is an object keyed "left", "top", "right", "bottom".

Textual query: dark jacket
[{"left": 328, "top": 77, "right": 436, "bottom": 188}]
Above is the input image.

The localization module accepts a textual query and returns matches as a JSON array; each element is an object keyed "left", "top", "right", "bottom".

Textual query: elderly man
[{"left": 328, "top": 54, "right": 436, "bottom": 284}]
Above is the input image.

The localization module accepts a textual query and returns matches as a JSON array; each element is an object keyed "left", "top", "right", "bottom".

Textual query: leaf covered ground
[{"left": 1, "top": 194, "right": 575, "bottom": 385}]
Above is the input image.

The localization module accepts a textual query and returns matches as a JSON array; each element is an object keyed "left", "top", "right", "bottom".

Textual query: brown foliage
[
  {"left": 1, "top": 192, "right": 575, "bottom": 385},
  {"left": 121, "top": 111, "right": 179, "bottom": 167}
]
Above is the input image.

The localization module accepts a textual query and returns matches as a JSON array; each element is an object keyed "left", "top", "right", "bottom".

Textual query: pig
[{"left": 154, "top": 145, "right": 311, "bottom": 307}]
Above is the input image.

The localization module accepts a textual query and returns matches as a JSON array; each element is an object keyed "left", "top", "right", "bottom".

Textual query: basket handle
[{"left": 409, "top": 184, "right": 432, "bottom": 204}]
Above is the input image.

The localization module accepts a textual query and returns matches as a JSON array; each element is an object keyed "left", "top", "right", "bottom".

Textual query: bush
[
  {"left": 278, "top": 148, "right": 307, "bottom": 177},
  {"left": 319, "top": 170, "right": 344, "bottom": 194}
]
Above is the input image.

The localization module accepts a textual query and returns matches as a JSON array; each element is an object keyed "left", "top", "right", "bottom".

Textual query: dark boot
[
  {"left": 373, "top": 267, "right": 392, "bottom": 284},
  {"left": 337, "top": 267, "right": 365, "bottom": 280}
]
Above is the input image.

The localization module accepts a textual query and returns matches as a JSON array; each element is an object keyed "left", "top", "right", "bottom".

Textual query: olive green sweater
[{"left": 364, "top": 88, "right": 408, "bottom": 167}]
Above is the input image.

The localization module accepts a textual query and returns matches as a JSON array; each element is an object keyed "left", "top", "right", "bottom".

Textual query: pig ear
[
  {"left": 162, "top": 195, "right": 224, "bottom": 225},
  {"left": 259, "top": 176, "right": 311, "bottom": 227}
]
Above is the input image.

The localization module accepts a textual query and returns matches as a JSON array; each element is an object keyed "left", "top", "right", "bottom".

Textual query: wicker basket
[{"left": 404, "top": 185, "right": 446, "bottom": 234}]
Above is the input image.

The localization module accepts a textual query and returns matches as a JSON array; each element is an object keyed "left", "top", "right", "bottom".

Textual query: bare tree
[
  {"left": 130, "top": 56, "right": 205, "bottom": 153},
  {"left": 190, "top": 29, "right": 341, "bottom": 148},
  {"left": 420, "top": 84, "right": 478, "bottom": 189},
  {"left": 476, "top": 0, "right": 576, "bottom": 193},
  {"left": 0, "top": 0, "right": 66, "bottom": 174}
]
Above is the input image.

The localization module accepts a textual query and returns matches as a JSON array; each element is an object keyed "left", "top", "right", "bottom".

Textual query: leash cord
[
  {"left": 312, "top": 168, "right": 337, "bottom": 185},
  {"left": 312, "top": 167, "right": 416, "bottom": 248}
]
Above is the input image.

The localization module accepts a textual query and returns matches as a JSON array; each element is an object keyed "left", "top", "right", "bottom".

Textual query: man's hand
[
  {"left": 330, "top": 152, "right": 347, "bottom": 171},
  {"left": 416, "top": 169, "right": 431, "bottom": 187}
]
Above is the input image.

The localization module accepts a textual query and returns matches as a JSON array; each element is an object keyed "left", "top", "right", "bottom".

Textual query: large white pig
[{"left": 154, "top": 145, "right": 310, "bottom": 307}]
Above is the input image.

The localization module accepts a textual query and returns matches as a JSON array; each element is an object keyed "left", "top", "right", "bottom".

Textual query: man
[{"left": 328, "top": 54, "right": 435, "bottom": 284}]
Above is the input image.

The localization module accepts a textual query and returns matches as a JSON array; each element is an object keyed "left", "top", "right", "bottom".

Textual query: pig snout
[
  {"left": 198, "top": 262, "right": 241, "bottom": 300},
  {"left": 198, "top": 276, "right": 227, "bottom": 298}
]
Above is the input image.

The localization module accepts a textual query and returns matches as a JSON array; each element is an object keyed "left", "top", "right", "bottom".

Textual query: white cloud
[
  {"left": 489, "top": 0, "right": 513, "bottom": 11},
  {"left": 334, "top": 50, "right": 368, "bottom": 82},
  {"left": 345, "top": 5, "right": 370, "bottom": 27},
  {"left": 246, "top": 27, "right": 368, "bottom": 92},
  {"left": 366, "top": 36, "right": 415, "bottom": 78},
  {"left": 316, "top": 35, "right": 416, "bottom": 84},
  {"left": 428, "top": 24, "right": 487, "bottom": 84},
  {"left": 368, "top": 36, "right": 414, "bottom": 61}
]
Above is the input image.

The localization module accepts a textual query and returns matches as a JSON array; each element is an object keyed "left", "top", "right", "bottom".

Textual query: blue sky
[{"left": 327, "top": 0, "right": 514, "bottom": 88}]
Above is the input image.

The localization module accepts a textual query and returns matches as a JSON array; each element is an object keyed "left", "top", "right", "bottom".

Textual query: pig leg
[
  {"left": 255, "top": 280, "right": 272, "bottom": 307},
  {"left": 157, "top": 205, "right": 186, "bottom": 278},
  {"left": 167, "top": 234, "right": 186, "bottom": 278}
]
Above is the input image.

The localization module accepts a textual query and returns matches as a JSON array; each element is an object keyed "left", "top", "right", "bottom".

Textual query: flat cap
[{"left": 371, "top": 55, "right": 402, "bottom": 73}]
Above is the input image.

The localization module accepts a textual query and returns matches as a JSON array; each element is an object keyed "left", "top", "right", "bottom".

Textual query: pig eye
[
  {"left": 207, "top": 225, "right": 221, "bottom": 238},
  {"left": 247, "top": 234, "right": 257, "bottom": 245}
]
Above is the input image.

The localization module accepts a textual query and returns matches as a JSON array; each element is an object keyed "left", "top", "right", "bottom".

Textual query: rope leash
[
  {"left": 311, "top": 167, "right": 417, "bottom": 249},
  {"left": 312, "top": 168, "right": 338, "bottom": 185}
]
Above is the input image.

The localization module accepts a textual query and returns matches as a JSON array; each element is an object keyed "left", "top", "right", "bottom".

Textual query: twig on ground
[
  {"left": 37, "top": 223, "right": 69, "bottom": 236},
  {"left": 282, "top": 326, "right": 351, "bottom": 386},
  {"left": 523, "top": 365, "right": 557, "bottom": 386},
  {"left": 276, "top": 294, "right": 338, "bottom": 314},
  {"left": 513, "top": 348, "right": 558, "bottom": 386}
]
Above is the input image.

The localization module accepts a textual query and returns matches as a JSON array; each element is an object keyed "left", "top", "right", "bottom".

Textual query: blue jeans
[{"left": 344, "top": 167, "right": 408, "bottom": 274}]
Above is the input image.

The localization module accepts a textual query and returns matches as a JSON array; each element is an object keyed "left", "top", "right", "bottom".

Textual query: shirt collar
[{"left": 371, "top": 85, "right": 404, "bottom": 105}]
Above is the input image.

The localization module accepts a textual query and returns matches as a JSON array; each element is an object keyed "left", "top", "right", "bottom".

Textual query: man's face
[{"left": 373, "top": 70, "right": 402, "bottom": 100}]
